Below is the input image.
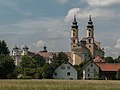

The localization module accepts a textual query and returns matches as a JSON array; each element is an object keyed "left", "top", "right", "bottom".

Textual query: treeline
[
  {"left": 0, "top": 40, "right": 69, "bottom": 79},
  {"left": 0, "top": 40, "right": 120, "bottom": 79},
  {"left": 105, "top": 56, "right": 120, "bottom": 63}
]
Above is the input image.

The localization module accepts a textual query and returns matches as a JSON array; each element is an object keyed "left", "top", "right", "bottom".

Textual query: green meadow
[{"left": 0, "top": 80, "right": 120, "bottom": 90}]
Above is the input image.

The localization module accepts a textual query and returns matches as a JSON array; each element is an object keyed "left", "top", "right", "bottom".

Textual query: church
[{"left": 70, "top": 15, "right": 104, "bottom": 65}]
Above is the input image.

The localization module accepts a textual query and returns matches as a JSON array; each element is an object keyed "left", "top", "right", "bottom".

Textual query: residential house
[
  {"left": 83, "top": 56, "right": 120, "bottom": 80},
  {"left": 53, "top": 61, "right": 78, "bottom": 80}
]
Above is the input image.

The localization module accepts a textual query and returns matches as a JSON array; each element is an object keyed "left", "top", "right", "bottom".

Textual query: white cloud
[
  {"left": 31, "top": 40, "right": 46, "bottom": 48},
  {"left": 65, "top": 7, "right": 119, "bottom": 22},
  {"left": 86, "top": 0, "right": 120, "bottom": 7},
  {"left": 115, "top": 39, "right": 120, "bottom": 49},
  {"left": 57, "top": 0, "right": 69, "bottom": 4}
]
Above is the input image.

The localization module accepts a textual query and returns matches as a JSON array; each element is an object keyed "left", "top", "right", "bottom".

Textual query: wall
[
  {"left": 83, "top": 62, "right": 99, "bottom": 79},
  {"left": 53, "top": 63, "right": 77, "bottom": 80}
]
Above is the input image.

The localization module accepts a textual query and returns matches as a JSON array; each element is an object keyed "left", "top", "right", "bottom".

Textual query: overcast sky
[{"left": 0, "top": 0, "right": 120, "bottom": 58}]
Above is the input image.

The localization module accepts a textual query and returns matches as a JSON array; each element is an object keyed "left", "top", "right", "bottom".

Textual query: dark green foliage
[
  {"left": 114, "top": 56, "right": 120, "bottom": 63},
  {"left": 42, "top": 63, "right": 54, "bottom": 79},
  {"left": 0, "top": 40, "right": 9, "bottom": 55},
  {"left": 116, "top": 69, "right": 120, "bottom": 80},
  {"left": 32, "top": 54, "right": 46, "bottom": 67},
  {"left": 51, "top": 52, "right": 69, "bottom": 68},
  {"left": 105, "top": 57, "right": 114, "bottom": 63},
  {"left": 0, "top": 55, "right": 15, "bottom": 79},
  {"left": 20, "top": 55, "right": 37, "bottom": 68},
  {"left": 74, "top": 61, "right": 88, "bottom": 79}
]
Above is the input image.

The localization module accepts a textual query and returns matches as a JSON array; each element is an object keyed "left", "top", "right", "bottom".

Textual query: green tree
[
  {"left": 51, "top": 52, "right": 69, "bottom": 68},
  {"left": 74, "top": 61, "right": 88, "bottom": 79},
  {"left": 116, "top": 69, "right": 120, "bottom": 80},
  {"left": 0, "top": 40, "right": 9, "bottom": 55},
  {"left": 32, "top": 54, "right": 46, "bottom": 67},
  {"left": 0, "top": 55, "right": 15, "bottom": 79},
  {"left": 114, "top": 56, "right": 120, "bottom": 63},
  {"left": 20, "top": 55, "right": 37, "bottom": 68},
  {"left": 42, "top": 63, "right": 54, "bottom": 79},
  {"left": 105, "top": 57, "right": 114, "bottom": 63}
]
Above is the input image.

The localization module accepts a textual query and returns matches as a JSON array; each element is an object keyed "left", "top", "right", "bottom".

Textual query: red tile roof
[{"left": 96, "top": 63, "right": 120, "bottom": 71}]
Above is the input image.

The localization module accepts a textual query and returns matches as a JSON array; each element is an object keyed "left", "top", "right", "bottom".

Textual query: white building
[
  {"left": 53, "top": 61, "right": 78, "bottom": 80},
  {"left": 12, "top": 45, "right": 29, "bottom": 66},
  {"left": 83, "top": 60, "right": 99, "bottom": 79}
]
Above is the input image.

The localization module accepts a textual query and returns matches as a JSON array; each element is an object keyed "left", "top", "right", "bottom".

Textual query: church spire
[
  {"left": 87, "top": 15, "right": 94, "bottom": 29},
  {"left": 71, "top": 15, "right": 78, "bottom": 29}
]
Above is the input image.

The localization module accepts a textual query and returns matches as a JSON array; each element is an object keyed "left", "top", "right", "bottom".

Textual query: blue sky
[{"left": 0, "top": 0, "right": 120, "bottom": 58}]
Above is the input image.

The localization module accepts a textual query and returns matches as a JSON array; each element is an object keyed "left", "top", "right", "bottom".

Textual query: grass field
[{"left": 0, "top": 80, "right": 120, "bottom": 90}]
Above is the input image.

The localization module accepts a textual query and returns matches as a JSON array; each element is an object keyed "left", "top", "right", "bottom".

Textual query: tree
[
  {"left": 51, "top": 52, "right": 69, "bottom": 68},
  {"left": 114, "top": 56, "right": 120, "bottom": 63},
  {"left": 0, "top": 55, "right": 15, "bottom": 79},
  {"left": 32, "top": 54, "right": 46, "bottom": 67},
  {"left": 116, "top": 69, "right": 120, "bottom": 80},
  {"left": 42, "top": 63, "right": 54, "bottom": 79},
  {"left": 0, "top": 40, "right": 9, "bottom": 55},
  {"left": 105, "top": 57, "right": 114, "bottom": 63},
  {"left": 20, "top": 55, "right": 37, "bottom": 68},
  {"left": 74, "top": 61, "right": 88, "bottom": 79}
]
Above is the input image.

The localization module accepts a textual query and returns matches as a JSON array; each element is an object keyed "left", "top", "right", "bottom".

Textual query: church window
[
  {"left": 88, "top": 69, "right": 90, "bottom": 72},
  {"left": 73, "top": 40, "right": 75, "bottom": 43},
  {"left": 89, "top": 39, "right": 91, "bottom": 43},
  {"left": 89, "top": 45, "right": 91, "bottom": 48},
  {"left": 89, "top": 32, "right": 90, "bottom": 37},
  {"left": 67, "top": 72, "right": 70, "bottom": 76},
  {"left": 61, "top": 66, "right": 65, "bottom": 70},
  {"left": 73, "top": 33, "right": 75, "bottom": 36}
]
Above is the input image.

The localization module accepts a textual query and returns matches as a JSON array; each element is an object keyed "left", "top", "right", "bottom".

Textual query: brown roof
[
  {"left": 96, "top": 63, "right": 120, "bottom": 71},
  {"left": 37, "top": 51, "right": 71, "bottom": 60}
]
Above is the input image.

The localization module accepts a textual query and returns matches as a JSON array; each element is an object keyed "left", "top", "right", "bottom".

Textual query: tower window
[
  {"left": 73, "top": 33, "right": 75, "bottom": 36},
  {"left": 88, "top": 69, "right": 90, "bottom": 72},
  {"left": 73, "top": 40, "right": 75, "bottom": 43},
  {"left": 89, "top": 32, "right": 91, "bottom": 37},
  {"left": 89, "top": 45, "right": 91, "bottom": 48},
  {"left": 89, "top": 39, "right": 91, "bottom": 43}
]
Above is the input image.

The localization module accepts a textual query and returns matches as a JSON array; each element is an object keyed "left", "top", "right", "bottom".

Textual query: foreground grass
[{"left": 0, "top": 80, "right": 120, "bottom": 90}]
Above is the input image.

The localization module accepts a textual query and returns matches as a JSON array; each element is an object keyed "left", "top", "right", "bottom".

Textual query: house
[
  {"left": 83, "top": 60, "right": 99, "bottom": 80},
  {"left": 70, "top": 15, "right": 104, "bottom": 65},
  {"left": 83, "top": 56, "right": 120, "bottom": 80},
  {"left": 53, "top": 61, "right": 78, "bottom": 80}
]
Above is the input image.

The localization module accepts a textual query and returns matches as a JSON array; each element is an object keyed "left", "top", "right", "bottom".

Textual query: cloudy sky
[{"left": 0, "top": 0, "right": 120, "bottom": 58}]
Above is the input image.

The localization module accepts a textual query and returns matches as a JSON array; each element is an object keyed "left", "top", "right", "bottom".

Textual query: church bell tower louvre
[{"left": 86, "top": 15, "right": 95, "bottom": 58}]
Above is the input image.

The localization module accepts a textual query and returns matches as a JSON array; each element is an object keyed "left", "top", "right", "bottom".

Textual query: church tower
[
  {"left": 71, "top": 15, "right": 79, "bottom": 50},
  {"left": 86, "top": 15, "right": 95, "bottom": 58},
  {"left": 70, "top": 15, "right": 80, "bottom": 65}
]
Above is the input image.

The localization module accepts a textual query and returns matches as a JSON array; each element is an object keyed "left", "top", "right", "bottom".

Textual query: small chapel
[{"left": 70, "top": 15, "right": 104, "bottom": 65}]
